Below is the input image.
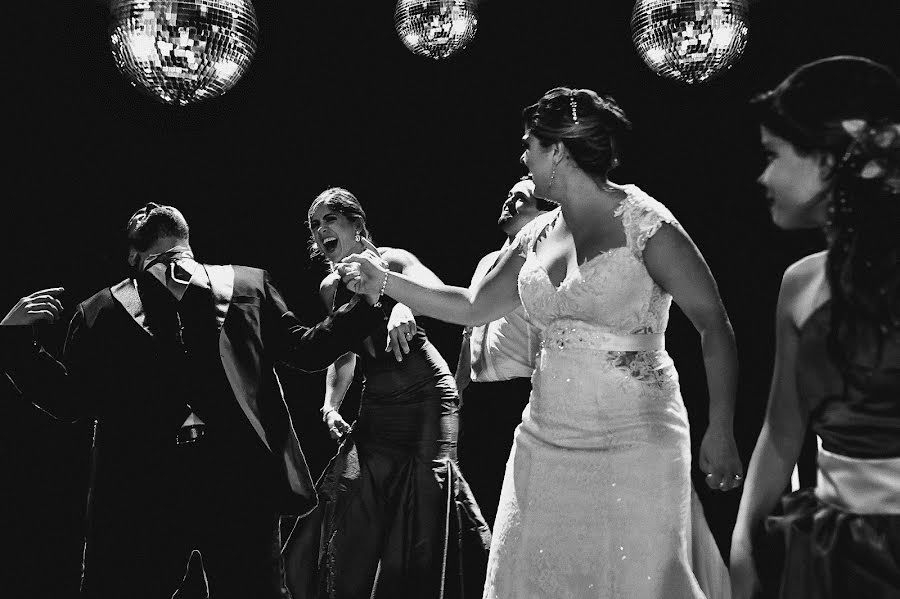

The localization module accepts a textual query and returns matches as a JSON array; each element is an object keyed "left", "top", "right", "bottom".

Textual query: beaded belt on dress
[
  {"left": 540, "top": 321, "right": 664, "bottom": 352},
  {"left": 815, "top": 447, "right": 900, "bottom": 514}
]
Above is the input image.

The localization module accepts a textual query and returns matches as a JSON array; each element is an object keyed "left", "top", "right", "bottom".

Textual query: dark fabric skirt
[
  {"left": 762, "top": 487, "right": 900, "bottom": 599},
  {"left": 283, "top": 378, "right": 491, "bottom": 599}
]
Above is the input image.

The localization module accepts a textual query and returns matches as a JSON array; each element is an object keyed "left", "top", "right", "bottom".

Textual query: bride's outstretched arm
[{"left": 339, "top": 239, "right": 524, "bottom": 327}]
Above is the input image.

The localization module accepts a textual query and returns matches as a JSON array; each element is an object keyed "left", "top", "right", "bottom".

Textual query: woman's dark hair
[
  {"left": 306, "top": 187, "right": 372, "bottom": 261},
  {"left": 753, "top": 56, "right": 900, "bottom": 377},
  {"left": 523, "top": 87, "right": 632, "bottom": 177}
]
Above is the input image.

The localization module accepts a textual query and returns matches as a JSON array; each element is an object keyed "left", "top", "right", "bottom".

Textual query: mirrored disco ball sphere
[
  {"left": 108, "top": 0, "right": 258, "bottom": 106},
  {"left": 394, "top": 0, "right": 478, "bottom": 60},
  {"left": 631, "top": 0, "right": 749, "bottom": 84}
]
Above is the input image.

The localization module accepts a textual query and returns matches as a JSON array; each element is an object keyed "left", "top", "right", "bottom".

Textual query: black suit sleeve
[
  {"left": 265, "top": 272, "right": 385, "bottom": 372},
  {"left": 0, "top": 311, "right": 87, "bottom": 422}
]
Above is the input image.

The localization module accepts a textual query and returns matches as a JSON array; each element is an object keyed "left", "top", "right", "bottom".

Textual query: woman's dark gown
[
  {"left": 283, "top": 288, "right": 491, "bottom": 599},
  {"left": 763, "top": 302, "right": 900, "bottom": 598}
]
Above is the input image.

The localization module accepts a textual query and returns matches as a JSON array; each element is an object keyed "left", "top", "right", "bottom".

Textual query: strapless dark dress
[
  {"left": 763, "top": 302, "right": 900, "bottom": 598},
  {"left": 283, "top": 288, "right": 490, "bottom": 598}
]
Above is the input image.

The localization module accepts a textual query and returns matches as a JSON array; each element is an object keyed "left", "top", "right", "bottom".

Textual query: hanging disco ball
[
  {"left": 631, "top": 0, "right": 749, "bottom": 84},
  {"left": 394, "top": 0, "right": 478, "bottom": 60},
  {"left": 108, "top": 0, "right": 259, "bottom": 106}
]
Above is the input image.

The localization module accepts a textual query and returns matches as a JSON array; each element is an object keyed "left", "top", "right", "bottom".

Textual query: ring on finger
[{"left": 405, "top": 332, "right": 412, "bottom": 339}]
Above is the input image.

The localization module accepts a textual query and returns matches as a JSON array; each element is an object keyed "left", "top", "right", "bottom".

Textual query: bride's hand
[
  {"left": 699, "top": 425, "right": 744, "bottom": 492},
  {"left": 337, "top": 242, "right": 389, "bottom": 298}
]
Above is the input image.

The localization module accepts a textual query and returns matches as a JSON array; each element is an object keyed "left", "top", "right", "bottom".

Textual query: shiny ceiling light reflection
[
  {"left": 631, "top": 0, "right": 750, "bottom": 84},
  {"left": 394, "top": 0, "right": 478, "bottom": 60},
  {"left": 108, "top": 0, "right": 259, "bottom": 106}
]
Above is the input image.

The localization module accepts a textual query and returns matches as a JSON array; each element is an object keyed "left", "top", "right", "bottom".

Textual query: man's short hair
[{"left": 126, "top": 203, "right": 190, "bottom": 251}]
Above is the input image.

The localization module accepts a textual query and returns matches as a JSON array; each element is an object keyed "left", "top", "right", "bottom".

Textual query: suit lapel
[{"left": 110, "top": 278, "right": 153, "bottom": 337}]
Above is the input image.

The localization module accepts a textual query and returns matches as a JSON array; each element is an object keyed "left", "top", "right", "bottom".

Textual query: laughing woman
[{"left": 283, "top": 187, "right": 490, "bottom": 599}]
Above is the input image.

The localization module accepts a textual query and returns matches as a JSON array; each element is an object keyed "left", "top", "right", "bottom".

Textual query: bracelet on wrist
[
  {"left": 320, "top": 407, "right": 337, "bottom": 422},
  {"left": 373, "top": 269, "right": 390, "bottom": 308}
]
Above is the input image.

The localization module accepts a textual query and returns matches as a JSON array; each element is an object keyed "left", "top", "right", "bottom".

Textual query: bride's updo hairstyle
[
  {"left": 523, "top": 87, "right": 632, "bottom": 177},
  {"left": 753, "top": 56, "right": 900, "bottom": 375}
]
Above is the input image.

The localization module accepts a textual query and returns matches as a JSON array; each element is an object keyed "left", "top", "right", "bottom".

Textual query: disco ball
[
  {"left": 631, "top": 0, "right": 749, "bottom": 84},
  {"left": 108, "top": 0, "right": 259, "bottom": 106},
  {"left": 394, "top": 0, "right": 478, "bottom": 60}
]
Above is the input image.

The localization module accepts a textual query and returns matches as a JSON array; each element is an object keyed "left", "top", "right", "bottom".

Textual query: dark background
[{"left": 2, "top": 0, "right": 897, "bottom": 596}]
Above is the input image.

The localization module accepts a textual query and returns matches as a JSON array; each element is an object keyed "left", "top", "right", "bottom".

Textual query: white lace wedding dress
[{"left": 483, "top": 185, "right": 731, "bottom": 598}]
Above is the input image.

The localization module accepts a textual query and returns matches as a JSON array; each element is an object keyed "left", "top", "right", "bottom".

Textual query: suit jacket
[{"left": 1, "top": 265, "right": 385, "bottom": 516}]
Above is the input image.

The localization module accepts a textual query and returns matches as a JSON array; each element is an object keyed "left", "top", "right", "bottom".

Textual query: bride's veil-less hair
[
  {"left": 523, "top": 87, "right": 632, "bottom": 176},
  {"left": 752, "top": 56, "right": 900, "bottom": 376}
]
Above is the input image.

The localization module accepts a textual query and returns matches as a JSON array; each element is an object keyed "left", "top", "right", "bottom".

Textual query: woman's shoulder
[
  {"left": 781, "top": 250, "right": 829, "bottom": 329},
  {"left": 513, "top": 208, "right": 560, "bottom": 254},
  {"left": 615, "top": 185, "right": 680, "bottom": 253},
  {"left": 319, "top": 271, "right": 341, "bottom": 304},
  {"left": 616, "top": 185, "right": 678, "bottom": 224},
  {"left": 784, "top": 251, "right": 828, "bottom": 282}
]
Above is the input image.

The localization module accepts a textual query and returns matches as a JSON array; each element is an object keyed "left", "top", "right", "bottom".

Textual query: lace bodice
[{"left": 515, "top": 184, "right": 679, "bottom": 336}]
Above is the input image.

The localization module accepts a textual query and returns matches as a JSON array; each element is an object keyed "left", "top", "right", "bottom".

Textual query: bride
[{"left": 340, "top": 87, "right": 742, "bottom": 598}]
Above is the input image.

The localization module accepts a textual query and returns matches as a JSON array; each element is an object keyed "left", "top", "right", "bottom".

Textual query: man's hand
[{"left": 1, "top": 288, "right": 65, "bottom": 326}]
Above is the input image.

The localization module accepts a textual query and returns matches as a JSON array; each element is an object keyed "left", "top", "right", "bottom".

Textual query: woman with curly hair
[{"left": 731, "top": 55, "right": 900, "bottom": 599}]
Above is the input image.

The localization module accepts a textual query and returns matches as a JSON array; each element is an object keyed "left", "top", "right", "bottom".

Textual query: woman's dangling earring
[
  {"left": 355, "top": 232, "right": 361, "bottom": 243},
  {"left": 548, "top": 164, "right": 557, "bottom": 193}
]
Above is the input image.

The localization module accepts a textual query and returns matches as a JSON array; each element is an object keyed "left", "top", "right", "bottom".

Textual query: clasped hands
[
  {"left": 337, "top": 239, "right": 416, "bottom": 362},
  {"left": 335, "top": 239, "right": 390, "bottom": 299}
]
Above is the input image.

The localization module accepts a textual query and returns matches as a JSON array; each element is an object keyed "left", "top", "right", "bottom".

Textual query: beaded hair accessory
[
  {"left": 569, "top": 92, "right": 579, "bottom": 123},
  {"left": 839, "top": 119, "right": 900, "bottom": 195}
]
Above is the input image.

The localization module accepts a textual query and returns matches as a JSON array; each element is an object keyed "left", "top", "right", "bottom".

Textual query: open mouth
[{"left": 322, "top": 237, "right": 339, "bottom": 253}]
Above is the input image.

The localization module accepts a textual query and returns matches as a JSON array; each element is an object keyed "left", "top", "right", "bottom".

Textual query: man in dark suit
[{"left": 1, "top": 203, "right": 388, "bottom": 598}]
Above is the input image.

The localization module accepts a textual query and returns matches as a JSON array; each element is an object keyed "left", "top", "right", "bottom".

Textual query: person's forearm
[
  {"left": 733, "top": 424, "right": 801, "bottom": 542},
  {"left": 700, "top": 318, "right": 738, "bottom": 429},
  {"left": 281, "top": 297, "right": 383, "bottom": 372},
  {"left": 383, "top": 271, "right": 500, "bottom": 326},
  {"left": 323, "top": 357, "right": 354, "bottom": 414}
]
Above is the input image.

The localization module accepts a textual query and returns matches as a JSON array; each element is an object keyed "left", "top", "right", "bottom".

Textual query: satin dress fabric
[
  {"left": 763, "top": 303, "right": 900, "bottom": 598},
  {"left": 283, "top": 292, "right": 490, "bottom": 599}
]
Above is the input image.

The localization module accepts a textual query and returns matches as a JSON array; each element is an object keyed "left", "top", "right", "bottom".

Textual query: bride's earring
[
  {"left": 355, "top": 232, "right": 361, "bottom": 243},
  {"left": 548, "top": 164, "right": 557, "bottom": 193}
]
